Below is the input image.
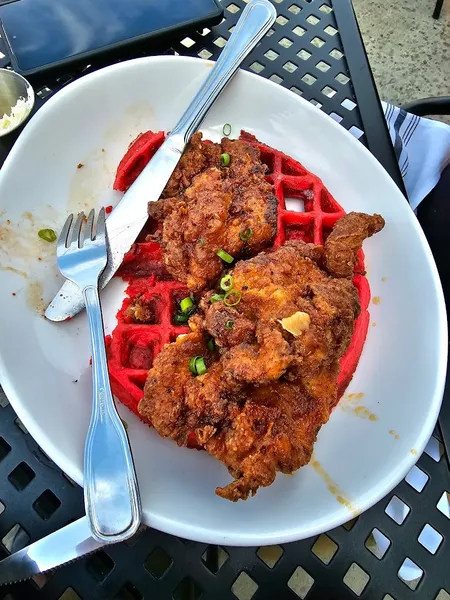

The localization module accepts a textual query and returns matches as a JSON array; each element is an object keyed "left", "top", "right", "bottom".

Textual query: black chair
[
  {"left": 433, "top": 0, "right": 446, "bottom": 19},
  {"left": 409, "top": 97, "right": 450, "bottom": 459},
  {"left": 402, "top": 96, "right": 450, "bottom": 116}
]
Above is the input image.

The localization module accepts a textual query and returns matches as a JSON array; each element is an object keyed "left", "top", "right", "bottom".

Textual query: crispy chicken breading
[
  {"left": 138, "top": 212, "right": 385, "bottom": 501},
  {"left": 139, "top": 331, "right": 336, "bottom": 501},
  {"left": 160, "top": 132, "right": 222, "bottom": 200},
  {"left": 323, "top": 211, "right": 385, "bottom": 278},
  {"left": 148, "top": 133, "right": 277, "bottom": 291}
]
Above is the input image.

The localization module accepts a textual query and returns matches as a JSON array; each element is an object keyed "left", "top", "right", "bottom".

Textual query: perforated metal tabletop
[{"left": 1, "top": 1, "right": 449, "bottom": 599}]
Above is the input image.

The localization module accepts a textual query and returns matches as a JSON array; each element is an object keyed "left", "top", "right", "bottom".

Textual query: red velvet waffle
[{"left": 106, "top": 131, "right": 371, "bottom": 426}]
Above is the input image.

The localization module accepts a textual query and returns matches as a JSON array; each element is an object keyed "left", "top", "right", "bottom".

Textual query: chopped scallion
[
  {"left": 220, "top": 153, "right": 231, "bottom": 167},
  {"left": 239, "top": 228, "right": 253, "bottom": 242},
  {"left": 225, "top": 320, "right": 234, "bottom": 330},
  {"left": 220, "top": 274, "right": 233, "bottom": 291},
  {"left": 189, "top": 356, "right": 200, "bottom": 374},
  {"left": 38, "top": 228, "right": 57, "bottom": 242},
  {"left": 180, "top": 296, "right": 194, "bottom": 313},
  {"left": 222, "top": 123, "right": 232, "bottom": 136},
  {"left": 224, "top": 289, "right": 242, "bottom": 307},
  {"left": 195, "top": 357, "right": 207, "bottom": 376},
  {"left": 174, "top": 312, "right": 189, "bottom": 324},
  {"left": 189, "top": 355, "right": 207, "bottom": 376},
  {"left": 217, "top": 248, "right": 233, "bottom": 263},
  {"left": 210, "top": 293, "right": 225, "bottom": 303},
  {"left": 207, "top": 337, "right": 217, "bottom": 352}
]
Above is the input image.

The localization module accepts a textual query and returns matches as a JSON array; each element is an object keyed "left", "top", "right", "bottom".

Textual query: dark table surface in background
[{"left": 0, "top": 1, "right": 449, "bottom": 599}]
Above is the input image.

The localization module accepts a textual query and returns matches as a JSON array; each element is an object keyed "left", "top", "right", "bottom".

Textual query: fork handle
[{"left": 83, "top": 285, "right": 141, "bottom": 544}]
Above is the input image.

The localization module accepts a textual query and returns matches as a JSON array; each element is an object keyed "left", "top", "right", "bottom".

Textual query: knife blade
[
  {"left": 0, "top": 517, "right": 105, "bottom": 585},
  {"left": 45, "top": 0, "right": 277, "bottom": 322}
]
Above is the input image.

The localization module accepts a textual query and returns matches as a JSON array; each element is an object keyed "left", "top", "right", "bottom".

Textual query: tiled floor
[{"left": 353, "top": 0, "right": 450, "bottom": 114}]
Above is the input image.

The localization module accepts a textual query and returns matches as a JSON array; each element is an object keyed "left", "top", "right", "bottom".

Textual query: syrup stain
[
  {"left": 381, "top": 277, "right": 387, "bottom": 282},
  {"left": 354, "top": 406, "right": 378, "bottom": 421},
  {"left": 346, "top": 392, "right": 364, "bottom": 402},
  {"left": 26, "top": 281, "right": 47, "bottom": 315},
  {"left": 2, "top": 266, "right": 28, "bottom": 278},
  {"left": 310, "top": 457, "right": 358, "bottom": 516},
  {"left": 340, "top": 393, "right": 377, "bottom": 421},
  {"left": 0, "top": 211, "right": 59, "bottom": 265}
]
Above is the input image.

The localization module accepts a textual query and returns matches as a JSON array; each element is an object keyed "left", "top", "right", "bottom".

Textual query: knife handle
[{"left": 170, "top": 0, "right": 276, "bottom": 145}]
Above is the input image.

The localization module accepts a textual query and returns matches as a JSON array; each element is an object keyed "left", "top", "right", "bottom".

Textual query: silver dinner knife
[
  {"left": 45, "top": 0, "right": 277, "bottom": 322},
  {"left": 0, "top": 517, "right": 105, "bottom": 585}
]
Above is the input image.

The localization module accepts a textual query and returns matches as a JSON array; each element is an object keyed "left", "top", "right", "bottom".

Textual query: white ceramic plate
[{"left": 0, "top": 57, "right": 446, "bottom": 546}]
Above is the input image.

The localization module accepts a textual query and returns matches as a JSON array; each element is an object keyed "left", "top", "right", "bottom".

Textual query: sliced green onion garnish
[
  {"left": 189, "top": 355, "right": 207, "bottom": 376},
  {"left": 222, "top": 123, "right": 232, "bottom": 136},
  {"left": 174, "top": 312, "right": 189, "bottom": 324},
  {"left": 38, "top": 228, "right": 57, "bottom": 243},
  {"left": 207, "top": 337, "right": 217, "bottom": 352},
  {"left": 217, "top": 248, "right": 233, "bottom": 263},
  {"left": 198, "top": 237, "right": 205, "bottom": 248},
  {"left": 189, "top": 356, "right": 200, "bottom": 374},
  {"left": 224, "top": 289, "right": 242, "bottom": 307},
  {"left": 210, "top": 293, "right": 225, "bottom": 303},
  {"left": 220, "top": 153, "right": 231, "bottom": 167},
  {"left": 225, "top": 320, "right": 234, "bottom": 330},
  {"left": 180, "top": 296, "right": 194, "bottom": 313},
  {"left": 220, "top": 274, "right": 233, "bottom": 291},
  {"left": 195, "top": 357, "right": 207, "bottom": 376},
  {"left": 239, "top": 228, "right": 254, "bottom": 242}
]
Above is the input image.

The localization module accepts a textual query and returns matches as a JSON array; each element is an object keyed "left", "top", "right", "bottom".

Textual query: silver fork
[{"left": 57, "top": 208, "right": 141, "bottom": 544}]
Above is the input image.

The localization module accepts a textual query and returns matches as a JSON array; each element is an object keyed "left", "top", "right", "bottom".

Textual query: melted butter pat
[{"left": 310, "top": 457, "right": 358, "bottom": 516}]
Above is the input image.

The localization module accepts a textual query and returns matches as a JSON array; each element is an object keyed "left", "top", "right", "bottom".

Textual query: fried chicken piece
[
  {"left": 139, "top": 330, "right": 211, "bottom": 443},
  {"left": 148, "top": 136, "right": 277, "bottom": 291},
  {"left": 139, "top": 329, "right": 336, "bottom": 501},
  {"left": 323, "top": 212, "right": 385, "bottom": 277},
  {"left": 210, "top": 367, "right": 337, "bottom": 501},
  {"left": 158, "top": 168, "right": 232, "bottom": 290},
  {"left": 159, "top": 132, "right": 222, "bottom": 200},
  {"left": 199, "top": 241, "right": 360, "bottom": 384}
]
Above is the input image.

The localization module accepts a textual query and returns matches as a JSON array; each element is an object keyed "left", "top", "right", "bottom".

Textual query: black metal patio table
[{"left": 1, "top": 1, "right": 449, "bottom": 599}]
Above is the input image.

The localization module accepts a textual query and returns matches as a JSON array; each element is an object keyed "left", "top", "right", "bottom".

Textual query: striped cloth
[{"left": 382, "top": 102, "right": 450, "bottom": 209}]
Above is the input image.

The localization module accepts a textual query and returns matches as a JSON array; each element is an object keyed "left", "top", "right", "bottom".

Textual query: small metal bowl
[{"left": 0, "top": 68, "right": 35, "bottom": 137}]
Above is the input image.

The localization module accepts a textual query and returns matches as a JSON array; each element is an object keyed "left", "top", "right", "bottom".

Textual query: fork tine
[
  {"left": 95, "top": 207, "right": 106, "bottom": 242},
  {"left": 57, "top": 214, "right": 73, "bottom": 257},
  {"left": 70, "top": 213, "right": 85, "bottom": 248},
  {"left": 85, "top": 209, "right": 95, "bottom": 241}
]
